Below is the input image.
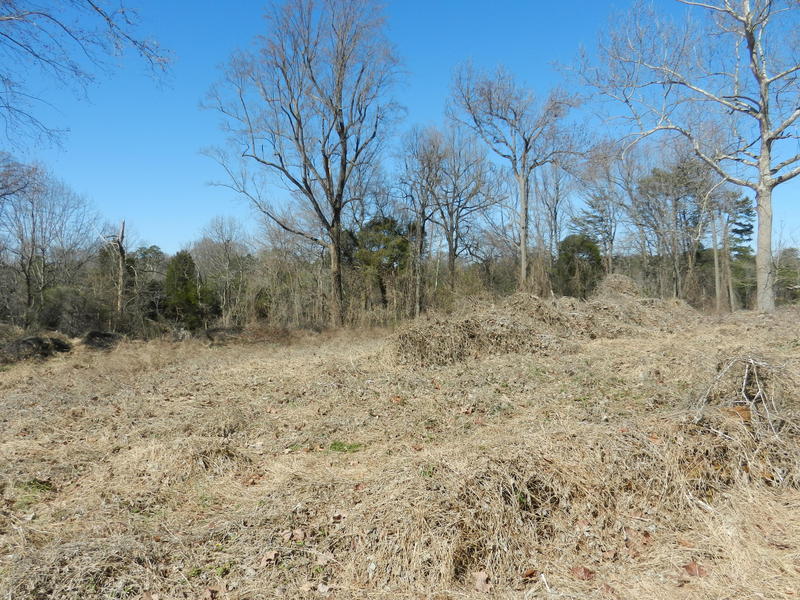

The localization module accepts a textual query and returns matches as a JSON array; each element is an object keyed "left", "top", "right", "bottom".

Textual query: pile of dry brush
[{"left": 394, "top": 275, "right": 697, "bottom": 365}]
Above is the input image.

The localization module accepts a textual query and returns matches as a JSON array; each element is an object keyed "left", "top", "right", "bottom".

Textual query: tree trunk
[
  {"left": 413, "top": 222, "right": 425, "bottom": 318},
  {"left": 711, "top": 211, "right": 722, "bottom": 313},
  {"left": 447, "top": 237, "right": 456, "bottom": 292},
  {"left": 722, "top": 217, "right": 737, "bottom": 311},
  {"left": 329, "top": 237, "right": 344, "bottom": 328},
  {"left": 115, "top": 220, "right": 126, "bottom": 318},
  {"left": 755, "top": 186, "right": 775, "bottom": 312},
  {"left": 517, "top": 172, "right": 529, "bottom": 289}
]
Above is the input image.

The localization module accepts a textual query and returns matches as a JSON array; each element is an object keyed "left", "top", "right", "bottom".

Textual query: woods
[{"left": 1, "top": 0, "right": 799, "bottom": 337}]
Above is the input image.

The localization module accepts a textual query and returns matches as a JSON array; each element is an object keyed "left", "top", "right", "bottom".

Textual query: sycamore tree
[{"left": 582, "top": 0, "right": 800, "bottom": 312}]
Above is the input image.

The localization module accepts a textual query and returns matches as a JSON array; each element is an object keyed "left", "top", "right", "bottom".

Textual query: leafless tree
[
  {"left": 532, "top": 161, "right": 574, "bottom": 259},
  {"left": 398, "top": 126, "right": 446, "bottom": 317},
  {"left": 0, "top": 0, "right": 167, "bottom": 142},
  {"left": 0, "top": 166, "right": 98, "bottom": 325},
  {"left": 207, "top": 0, "right": 400, "bottom": 327},
  {"left": 191, "top": 216, "right": 251, "bottom": 327},
  {"left": 432, "top": 127, "right": 500, "bottom": 290},
  {"left": 581, "top": 0, "right": 800, "bottom": 312},
  {"left": 449, "top": 63, "right": 577, "bottom": 290},
  {"left": 572, "top": 143, "right": 626, "bottom": 273}
]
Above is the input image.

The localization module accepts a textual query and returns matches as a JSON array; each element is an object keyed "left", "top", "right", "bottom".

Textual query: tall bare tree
[
  {"left": 449, "top": 64, "right": 577, "bottom": 290},
  {"left": 532, "top": 161, "right": 574, "bottom": 259},
  {"left": 432, "top": 127, "right": 499, "bottom": 290},
  {"left": 191, "top": 216, "right": 251, "bottom": 327},
  {"left": 207, "top": 0, "right": 400, "bottom": 327},
  {"left": 572, "top": 143, "right": 626, "bottom": 273},
  {"left": 398, "top": 126, "right": 447, "bottom": 317},
  {"left": 582, "top": 0, "right": 800, "bottom": 312},
  {"left": 0, "top": 1, "right": 167, "bottom": 142}
]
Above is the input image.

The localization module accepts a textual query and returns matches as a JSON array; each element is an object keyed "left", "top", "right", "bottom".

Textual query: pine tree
[{"left": 164, "top": 251, "right": 203, "bottom": 330}]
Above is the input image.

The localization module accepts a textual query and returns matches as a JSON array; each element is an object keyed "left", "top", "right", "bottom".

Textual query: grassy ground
[{"left": 2, "top": 296, "right": 800, "bottom": 599}]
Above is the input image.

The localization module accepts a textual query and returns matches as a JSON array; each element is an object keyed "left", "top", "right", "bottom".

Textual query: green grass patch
[{"left": 329, "top": 440, "right": 364, "bottom": 453}]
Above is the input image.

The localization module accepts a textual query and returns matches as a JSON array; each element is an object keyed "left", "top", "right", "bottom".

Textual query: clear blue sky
[{"left": 17, "top": 0, "right": 800, "bottom": 253}]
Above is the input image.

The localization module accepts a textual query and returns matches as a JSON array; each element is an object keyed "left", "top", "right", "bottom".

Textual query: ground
[{"left": 2, "top": 294, "right": 800, "bottom": 599}]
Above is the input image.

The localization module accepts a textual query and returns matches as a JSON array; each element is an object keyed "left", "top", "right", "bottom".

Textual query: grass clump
[{"left": 329, "top": 440, "right": 364, "bottom": 453}]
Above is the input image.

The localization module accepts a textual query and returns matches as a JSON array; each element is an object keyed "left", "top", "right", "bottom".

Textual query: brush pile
[{"left": 394, "top": 275, "right": 697, "bottom": 365}]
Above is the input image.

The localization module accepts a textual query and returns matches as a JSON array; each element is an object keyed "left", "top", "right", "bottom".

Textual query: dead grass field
[{"left": 3, "top": 288, "right": 800, "bottom": 599}]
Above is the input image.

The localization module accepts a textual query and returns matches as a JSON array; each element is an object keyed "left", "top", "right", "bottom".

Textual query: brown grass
[{"left": 2, "top": 299, "right": 800, "bottom": 598}]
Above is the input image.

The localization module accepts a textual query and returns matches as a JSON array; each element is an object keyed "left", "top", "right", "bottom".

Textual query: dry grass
[{"left": 2, "top": 298, "right": 800, "bottom": 599}]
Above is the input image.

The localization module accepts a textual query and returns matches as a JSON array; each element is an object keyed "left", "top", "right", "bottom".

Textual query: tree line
[{"left": 2, "top": 0, "right": 800, "bottom": 336}]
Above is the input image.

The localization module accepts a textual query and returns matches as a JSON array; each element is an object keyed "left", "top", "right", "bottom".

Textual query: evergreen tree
[
  {"left": 165, "top": 251, "right": 204, "bottom": 330},
  {"left": 355, "top": 217, "right": 410, "bottom": 308},
  {"left": 552, "top": 234, "right": 603, "bottom": 299}
]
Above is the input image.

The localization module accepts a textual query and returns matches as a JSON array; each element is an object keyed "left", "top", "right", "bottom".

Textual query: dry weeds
[{"left": 2, "top": 299, "right": 800, "bottom": 599}]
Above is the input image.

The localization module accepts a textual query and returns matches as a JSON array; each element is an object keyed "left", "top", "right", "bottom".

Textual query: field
[{"left": 2, "top": 282, "right": 800, "bottom": 599}]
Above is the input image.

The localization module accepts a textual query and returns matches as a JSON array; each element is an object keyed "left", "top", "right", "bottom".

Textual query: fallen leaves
[
  {"left": 682, "top": 560, "right": 708, "bottom": 577},
  {"left": 280, "top": 528, "right": 306, "bottom": 543},
  {"left": 472, "top": 570, "right": 492, "bottom": 592},
  {"left": 260, "top": 550, "right": 279, "bottom": 567},
  {"left": 201, "top": 585, "right": 224, "bottom": 600},
  {"left": 723, "top": 404, "right": 752, "bottom": 422},
  {"left": 571, "top": 565, "right": 596, "bottom": 581}
]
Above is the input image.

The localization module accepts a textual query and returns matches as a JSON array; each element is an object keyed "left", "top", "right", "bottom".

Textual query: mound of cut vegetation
[
  {"left": 1, "top": 335, "right": 72, "bottom": 364},
  {"left": 394, "top": 275, "right": 697, "bottom": 366},
  {"left": 82, "top": 330, "right": 123, "bottom": 350}
]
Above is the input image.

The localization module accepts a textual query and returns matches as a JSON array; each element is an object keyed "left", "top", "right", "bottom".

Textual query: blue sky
[{"left": 16, "top": 0, "right": 800, "bottom": 253}]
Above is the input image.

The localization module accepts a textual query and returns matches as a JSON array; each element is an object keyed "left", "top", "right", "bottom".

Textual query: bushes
[{"left": 39, "top": 287, "right": 109, "bottom": 337}]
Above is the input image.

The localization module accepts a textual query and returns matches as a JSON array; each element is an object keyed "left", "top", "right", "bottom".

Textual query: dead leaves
[
  {"left": 260, "top": 550, "right": 279, "bottom": 567},
  {"left": 201, "top": 585, "right": 224, "bottom": 600},
  {"left": 723, "top": 404, "right": 752, "bottom": 422},
  {"left": 280, "top": 528, "right": 306, "bottom": 543},
  {"left": 472, "top": 570, "right": 492, "bottom": 592},
  {"left": 571, "top": 565, "right": 596, "bottom": 581},
  {"left": 682, "top": 560, "right": 708, "bottom": 577},
  {"left": 298, "top": 581, "right": 332, "bottom": 594}
]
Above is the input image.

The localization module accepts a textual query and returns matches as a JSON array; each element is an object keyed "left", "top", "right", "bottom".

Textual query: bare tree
[
  {"left": 449, "top": 63, "right": 577, "bottom": 290},
  {"left": 102, "top": 220, "right": 127, "bottom": 318},
  {"left": 532, "top": 161, "right": 574, "bottom": 259},
  {"left": 582, "top": 0, "right": 800, "bottom": 312},
  {"left": 0, "top": 0, "right": 167, "bottom": 142},
  {"left": 398, "top": 126, "right": 447, "bottom": 317},
  {"left": 432, "top": 127, "right": 500, "bottom": 290},
  {"left": 207, "top": 0, "right": 400, "bottom": 327},
  {"left": 191, "top": 216, "right": 251, "bottom": 327},
  {"left": 0, "top": 166, "right": 98, "bottom": 326},
  {"left": 572, "top": 143, "right": 625, "bottom": 273}
]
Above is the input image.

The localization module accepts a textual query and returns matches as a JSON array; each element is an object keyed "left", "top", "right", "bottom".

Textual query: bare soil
[{"left": 2, "top": 298, "right": 800, "bottom": 599}]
